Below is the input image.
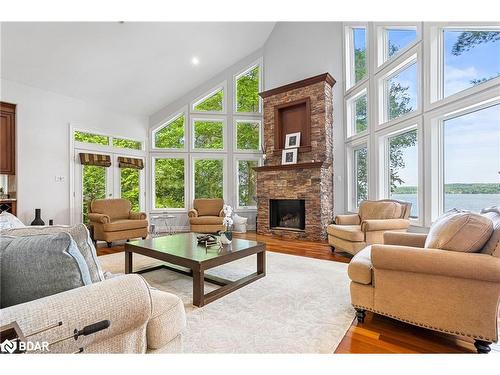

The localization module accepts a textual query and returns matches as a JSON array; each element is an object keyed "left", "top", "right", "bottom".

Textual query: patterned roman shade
[
  {"left": 79, "top": 153, "right": 111, "bottom": 167},
  {"left": 118, "top": 156, "right": 144, "bottom": 170}
]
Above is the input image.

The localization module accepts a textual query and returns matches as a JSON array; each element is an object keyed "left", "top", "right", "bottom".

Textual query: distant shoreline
[{"left": 393, "top": 183, "right": 499, "bottom": 194}]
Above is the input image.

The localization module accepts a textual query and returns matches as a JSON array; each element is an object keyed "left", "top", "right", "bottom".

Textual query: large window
[
  {"left": 154, "top": 158, "right": 185, "bottom": 209},
  {"left": 237, "top": 159, "right": 258, "bottom": 208},
  {"left": 388, "top": 129, "right": 418, "bottom": 218},
  {"left": 443, "top": 30, "right": 500, "bottom": 98},
  {"left": 154, "top": 113, "right": 185, "bottom": 149},
  {"left": 442, "top": 104, "right": 500, "bottom": 212},
  {"left": 235, "top": 64, "right": 261, "bottom": 113},
  {"left": 194, "top": 158, "right": 224, "bottom": 199},
  {"left": 193, "top": 119, "right": 224, "bottom": 150},
  {"left": 354, "top": 145, "right": 368, "bottom": 207}
]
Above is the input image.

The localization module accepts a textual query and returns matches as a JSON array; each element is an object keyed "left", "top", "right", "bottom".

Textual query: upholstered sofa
[
  {"left": 327, "top": 199, "right": 412, "bottom": 255},
  {"left": 0, "top": 225, "right": 186, "bottom": 354},
  {"left": 89, "top": 198, "right": 148, "bottom": 247},
  {"left": 188, "top": 198, "right": 225, "bottom": 233},
  {"left": 348, "top": 208, "right": 500, "bottom": 353}
]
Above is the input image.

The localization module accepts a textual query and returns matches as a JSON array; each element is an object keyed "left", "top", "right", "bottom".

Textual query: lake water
[{"left": 391, "top": 193, "right": 500, "bottom": 218}]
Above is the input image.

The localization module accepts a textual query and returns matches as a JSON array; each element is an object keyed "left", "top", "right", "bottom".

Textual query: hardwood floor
[{"left": 97, "top": 231, "right": 499, "bottom": 354}]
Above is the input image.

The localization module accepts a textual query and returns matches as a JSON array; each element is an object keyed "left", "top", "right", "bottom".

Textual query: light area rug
[{"left": 98, "top": 251, "right": 355, "bottom": 353}]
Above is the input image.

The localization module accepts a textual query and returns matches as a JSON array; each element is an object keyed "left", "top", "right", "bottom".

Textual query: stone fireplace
[{"left": 253, "top": 73, "right": 335, "bottom": 241}]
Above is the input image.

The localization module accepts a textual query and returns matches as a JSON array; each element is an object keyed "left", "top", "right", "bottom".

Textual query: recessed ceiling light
[{"left": 191, "top": 57, "right": 200, "bottom": 66}]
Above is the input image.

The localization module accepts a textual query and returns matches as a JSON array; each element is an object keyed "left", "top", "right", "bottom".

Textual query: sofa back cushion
[
  {"left": 1, "top": 224, "right": 104, "bottom": 282},
  {"left": 358, "top": 200, "right": 404, "bottom": 220},
  {"left": 0, "top": 232, "right": 92, "bottom": 308},
  {"left": 0, "top": 212, "right": 25, "bottom": 230},
  {"left": 91, "top": 198, "right": 131, "bottom": 220},
  {"left": 480, "top": 207, "right": 500, "bottom": 257},
  {"left": 193, "top": 199, "right": 224, "bottom": 217},
  {"left": 425, "top": 210, "right": 493, "bottom": 253}
]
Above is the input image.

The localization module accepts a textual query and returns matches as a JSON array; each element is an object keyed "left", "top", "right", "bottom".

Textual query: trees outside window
[
  {"left": 75, "top": 131, "right": 109, "bottom": 146},
  {"left": 82, "top": 165, "right": 106, "bottom": 223},
  {"left": 154, "top": 114, "right": 185, "bottom": 149},
  {"left": 237, "top": 160, "right": 258, "bottom": 208},
  {"left": 236, "top": 120, "right": 260, "bottom": 151},
  {"left": 121, "top": 168, "right": 140, "bottom": 212},
  {"left": 385, "top": 28, "right": 417, "bottom": 60},
  {"left": 193, "top": 88, "right": 224, "bottom": 112},
  {"left": 154, "top": 158, "right": 185, "bottom": 209},
  {"left": 354, "top": 146, "right": 368, "bottom": 206},
  {"left": 194, "top": 159, "right": 224, "bottom": 199},
  {"left": 193, "top": 120, "right": 224, "bottom": 150},
  {"left": 236, "top": 65, "right": 260, "bottom": 113},
  {"left": 113, "top": 138, "right": 142, "bottom": 150},
  {"left": 385, "top": 62, "right": 418, "bottom": 122}
]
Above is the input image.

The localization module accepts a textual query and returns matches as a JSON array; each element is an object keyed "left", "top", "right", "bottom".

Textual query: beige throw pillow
[
  {"left": 425, "top": 210, "right": 493, "bottom": 252},
  {"left": 480, "top": 207, "right": 500, "bottom": 257}
]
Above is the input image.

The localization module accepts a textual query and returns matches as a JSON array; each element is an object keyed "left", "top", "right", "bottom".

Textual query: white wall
[
  {"left": 263, "top": 22, "right": 345, "bottom": 214},
  {"left": 0, "top": 79, "right": 148, "bottom": 225}
]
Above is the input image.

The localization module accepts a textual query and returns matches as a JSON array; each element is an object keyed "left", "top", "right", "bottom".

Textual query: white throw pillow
[{"left": 0, "top": 212, "right": 25, "bottom": 230}]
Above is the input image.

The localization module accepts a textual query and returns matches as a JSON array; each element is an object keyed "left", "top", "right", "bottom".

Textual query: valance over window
[
  {"left": 79, "top": 153, "right": 111, "bottom": 167},
  {"left": 118, "top": 156, "right": 144, "bottom": 170}
]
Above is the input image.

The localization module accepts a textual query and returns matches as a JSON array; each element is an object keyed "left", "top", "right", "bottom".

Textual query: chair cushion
[
  {"left": 103, "top": 219, "right": 148, "bottom": 232},
  {"left": 189, "top": 216, "right": 224, "bottom": 225},
  {"left": 359, "top": 200, "right": 403, "bottom": 220},
  {"left": 348, "top": 246, "right": 373, "bottom": 285},
  {"left": 327, "top": 224, "right": 364, "bottom": 242},
  {"left": 480, "top": 207, "right": 500, "bottom": 257},
  {"left": 0, "top": 224, "right": 104, "bottom": 283},
  {"left": 91, "top": 198, "right": 131, "bottom": 220},
  {"left": 0, "top": 233, "right": 92, "bottom": 308},
  {"left": 193, "top": 199, "right": 223, "bottom": 217},
  {"left": 425, "top": 210, "right": 493, "bottom": 253},
  {"left": 146, "top": 289, "right": 186, "bottom": 350}
]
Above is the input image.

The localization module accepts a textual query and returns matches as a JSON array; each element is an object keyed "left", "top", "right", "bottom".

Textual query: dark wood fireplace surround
[{"left": 253, "top": 73, "right": 335, "bottom": 241}]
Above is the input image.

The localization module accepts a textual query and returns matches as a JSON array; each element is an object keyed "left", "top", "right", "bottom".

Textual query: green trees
[
  {"left": 113, "top": 138, "right": 142, "bottom": 150},
  {"left": 194, "top": 90, "right": 224, "bottom": 112},
  {"left": 238, "top": 160, "right": 257, "bottom": 207},
  {"left": 194, "top": 159, "right": 223, "bottom": 199},
  {"left": 237, "top": 121, "right": 260, "bottom": 150},
  {"left": 120, "top": 168, "right": 140, "bottom": 212},
  {"left": 82, "top": 165, "right": 106, "bottom": 223},
  {"left": 155, "top": 115, "right": 185, "bottom": 149},
  {"left": 389, "top": 130, "right": 417, "bottom": 193},
  {"left": 155, "top": 158, "right": 185, "bottom": 208},
  {"left": 194, "top": 120, "right": 224, "bottom": 149},
  {"left": 74, "top": 131, "right": 109, "bottom": 145},
  {"left": 236, "top": 65, "right": 260, "bottom": 112}
]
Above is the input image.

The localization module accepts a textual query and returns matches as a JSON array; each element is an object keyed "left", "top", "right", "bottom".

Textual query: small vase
[
  {"left": 220, "top": 231, "right": 232, "bottom": 245},
  {"left": 30, "top": 208, "right": 45, "bottom": 226}
]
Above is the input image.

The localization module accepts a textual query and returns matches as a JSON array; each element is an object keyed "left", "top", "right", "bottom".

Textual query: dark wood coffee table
[{"left": 124, "top": 233, "right": 266, "bottom": 307}]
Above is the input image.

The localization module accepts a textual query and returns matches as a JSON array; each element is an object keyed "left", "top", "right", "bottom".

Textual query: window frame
[
  {"left": 190, "top": 81, "right": 227, "bottom": 115},
  {"left": 375, "top": 23, "right": 422, "bottom": 69},
  {"left": 426, "top": 23, "right": 500, "bottom": 111},
  {"left": 233, "top": 118, "right": 262, "bottom": 153},
  {"left": 190, "top": 154, "right": 228, "bottom": 204},
  {"left": 376, "top": 118, "right": 423, "bottom": 225},
  {"left": 233, "top": 58, "right": 263, "bottom": 115},
  {"left": 347, "top": 139, "right": 370, "bottom": 212},
  {"left": 345, "top": 83, "right": 369, "bottom": 140},
  {"left": 151, "top": 107, "right": 188, "bottom": 152},
  {"left": 376, "top": 45, "right": 422, "bottom": 128},
  {"left": 150, "top": 154, "right": 188, "bottom": 212},
  {"left": 344, "top": 23, "right": 370, "bottom": 93},
  {"left": 234, "top": 155, "right": 261, "bottom": 211},
  {"left": 190, "top": 116, "right": 227, "bottom": 152}
]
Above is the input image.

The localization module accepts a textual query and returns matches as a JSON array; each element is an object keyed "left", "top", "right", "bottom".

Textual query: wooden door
[{"left": 0, "top": 102, "right": 16, "bottom": 175}]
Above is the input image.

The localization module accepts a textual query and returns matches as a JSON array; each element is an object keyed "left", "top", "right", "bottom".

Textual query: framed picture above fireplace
[
  {"left": 284, "top": 132, "right": 301, "bottom": 149},
  {"left": 281, "top": 148, "right": 298, "bottom": 165}
]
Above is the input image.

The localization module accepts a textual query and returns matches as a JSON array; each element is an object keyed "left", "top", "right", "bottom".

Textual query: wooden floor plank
[{"left": 96, "top": 231, "right": 498, "bottom": 354}]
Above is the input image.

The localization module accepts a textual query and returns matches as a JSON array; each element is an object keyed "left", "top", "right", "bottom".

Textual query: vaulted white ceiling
[{"left": 0, "top": 22, "right": 275, "bottom": 116}]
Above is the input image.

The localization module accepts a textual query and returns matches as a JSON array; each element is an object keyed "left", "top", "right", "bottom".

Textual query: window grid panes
[
  {"left": 236, "top": 65, "right": 260, "bottom": 113},
  {"left": 113, "top": 138, "right": 142, "bottom": 150},
  {"left": 193, "top": 88, "right": 224, "bottom": 112},
  {"left": 351, "top": 93, "right": 368, "bottom": 135},
  {"left": 388, "top": 129, "right": 418, "bottom": 218},
  {"left": 352, "top": 28, "right": 367, "bottom": 86},
  {"left": 154, "top": 114, "right": 185, "bottom": 149},
  {"left": 385, "top": 61, "right": 418, "bottom": 122},
  {"left": 193, "top": 120, "right": 224, "bottom": 150},
  {"left": 74, "top": 131, "right": 109, "bottom": 146},
  {"left": 385, "top": 28, "right": 417, "bottom": 61},
  {"left": 154, "top": 158, "right": 185, "bottom": 209},
  {"left": 443, "top": 104, "right": 500, "bottom": 212}
]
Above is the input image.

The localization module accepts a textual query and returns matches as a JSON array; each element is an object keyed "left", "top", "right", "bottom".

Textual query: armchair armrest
[
  {"left": 88, "top": 213, "right": 110, "bottom": 224},
  {"left": 384, "top": 231, "right": 427, "bottom": 247},
  {"left": 219, "top": 209, "right": 225, "bottom": 218},
  {"left": 188, "top": 209, "right": 198, "bottom": 218},
  {"left": 371, "top": 244, "right": 500, "bottom": 283},
  {"left": 361, "top": 218, "right": 410, "bottom": 232},
  {"left": 335, "top": 214, "right": 360, "bottom": 225},
  {"left": 129, "top": 212, "right": 147, "bottom": 220},
  {"left": 0, "top": 274, "right": 152, "bottom": 353}
]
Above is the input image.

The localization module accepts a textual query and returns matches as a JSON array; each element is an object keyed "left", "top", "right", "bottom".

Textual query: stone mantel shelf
[{"left": 252, "top": 161, "right": 328, "bottom": 172}]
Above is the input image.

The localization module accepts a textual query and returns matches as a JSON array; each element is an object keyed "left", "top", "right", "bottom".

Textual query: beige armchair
[
  {"left": 348, "top": 223, "right": 500, "bottom": 354},
  {"left": 188, "top": 198, "right": 225, "bottom": 233},
  {"left": 89, "top": 198, "right": 148, "bottom": 247},
  {"left": 327, "top": 199, "right": 412, "bottom": 255}
]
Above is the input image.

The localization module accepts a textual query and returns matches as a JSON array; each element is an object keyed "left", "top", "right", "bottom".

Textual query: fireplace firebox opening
[{"left": 269, "top": 199, "right": 305, "bottom": 231}]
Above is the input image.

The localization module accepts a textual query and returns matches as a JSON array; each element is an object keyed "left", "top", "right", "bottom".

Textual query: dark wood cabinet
[{"left": 0, "top": 102, "right": 16, "bottom": 175}]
